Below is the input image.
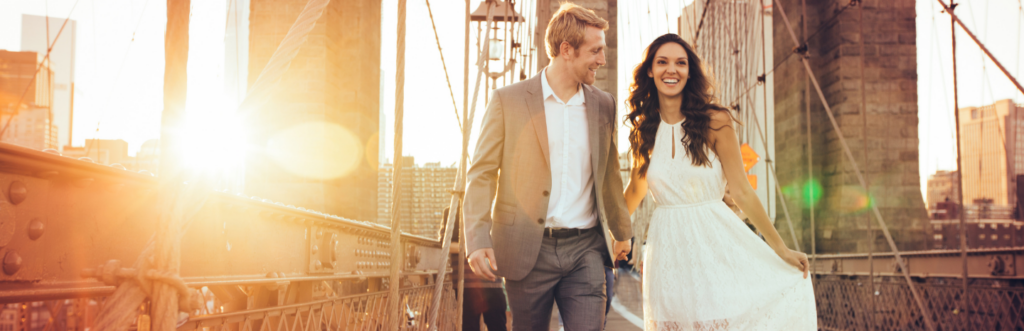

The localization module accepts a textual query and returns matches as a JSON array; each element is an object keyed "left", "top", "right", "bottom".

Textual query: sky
[{"left": 1, "top": 0, "right": 1022, "bottom": 197}]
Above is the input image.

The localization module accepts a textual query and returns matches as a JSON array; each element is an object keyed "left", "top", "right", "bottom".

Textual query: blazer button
[
  {"left": 542, "top": 190, "right": 550, "bottom": 197},
  {"left": 537, "top": 218, "right": 544, "bottom": 224}
]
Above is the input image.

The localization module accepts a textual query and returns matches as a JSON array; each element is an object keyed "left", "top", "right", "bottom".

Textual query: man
[{"left": 463, "top": 3, "right": 632, "bottom": 330}]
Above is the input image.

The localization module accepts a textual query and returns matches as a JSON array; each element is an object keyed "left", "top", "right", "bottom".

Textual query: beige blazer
[{"left": 463, "top": 74, "right": 632, "bottom": 281}]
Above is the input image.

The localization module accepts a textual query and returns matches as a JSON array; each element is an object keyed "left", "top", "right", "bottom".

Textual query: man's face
[{"left": 564, "top": 26, "right": 607, "bottom": 85}]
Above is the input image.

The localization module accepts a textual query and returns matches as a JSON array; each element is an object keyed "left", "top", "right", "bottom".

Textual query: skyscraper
[
  {"left": 0, "top": 50, "right": 56, "bottom": 150},
  {"left": 21, "top": 15, "right": 75, "bottom": 149},
  {"left": 957, "top": 99, "right": 1024, "bottom": 209}
]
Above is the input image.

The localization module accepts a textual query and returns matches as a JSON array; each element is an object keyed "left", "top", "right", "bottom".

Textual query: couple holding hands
[{"left": 463, "top": 3, "right": 817, "bottom": 330}]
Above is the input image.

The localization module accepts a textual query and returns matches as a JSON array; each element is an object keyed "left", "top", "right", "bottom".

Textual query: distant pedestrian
[{"left": 442, "top": 208, "right": 507, "bottom": 331}]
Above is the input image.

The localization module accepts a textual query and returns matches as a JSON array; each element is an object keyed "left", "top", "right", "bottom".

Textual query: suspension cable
[
  {"left": 774, "top": 2, "right": 937, "bottom": 329},
  {"left": 424, "top": 0, "right": 463, "bottom": 131}
]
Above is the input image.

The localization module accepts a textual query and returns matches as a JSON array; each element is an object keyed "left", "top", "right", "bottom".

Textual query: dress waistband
[{"left": 657, "top": 199, "right": 723, "bottom": 209}]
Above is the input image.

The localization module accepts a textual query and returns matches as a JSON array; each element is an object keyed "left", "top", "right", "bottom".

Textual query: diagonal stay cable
[
  {"left": 425, "top": 0, "right": 462, "bottom": 131},
  {"left": 774, "top": 1, "right": 938, "bottom": 330},
  {"left": 725, "top": 1, "right": 855, "bottom": 110},
  {"left": 935, "top": 0, "right": 1024, "bottom": 96},
  {"left": 693, "top": 0, "right": 712, "bottom": 48},
  {"left": 0, "top": 0, "right": 81, "bottom": 140},
  {"left": 237, "top": 0, "right": 332, "bottom": 117}
]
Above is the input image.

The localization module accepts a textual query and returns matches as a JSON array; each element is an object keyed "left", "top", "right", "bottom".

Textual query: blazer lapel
[
  {"left": 525, "top": 75, "right": 550, "bottom": 167},
  {"left": 584, "top": 86, "right": 604, "bottom": 186}
]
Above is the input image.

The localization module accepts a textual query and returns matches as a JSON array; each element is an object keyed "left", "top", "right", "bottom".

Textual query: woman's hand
[{"left": 776, "top": 248, "right": 809, "bottom": 279}]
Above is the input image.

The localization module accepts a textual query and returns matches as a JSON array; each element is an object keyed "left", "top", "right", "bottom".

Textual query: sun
[{"left": 180, "top": 96, "right": 248, "bottom": 174}]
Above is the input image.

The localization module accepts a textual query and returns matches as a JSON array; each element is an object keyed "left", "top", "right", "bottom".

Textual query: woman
[{"left": 623, "top": 34, "right": 817, "bottom": 330}]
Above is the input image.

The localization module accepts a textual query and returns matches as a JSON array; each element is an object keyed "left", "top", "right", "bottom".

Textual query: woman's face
[{"left": 647, "top": 42, "right": 689, "bottom": 98}]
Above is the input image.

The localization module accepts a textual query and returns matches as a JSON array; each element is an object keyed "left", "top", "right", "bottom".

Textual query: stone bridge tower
[
  {"left": 244, "top": 0, "right": 381, "bottom": 221},
  {"left": 773, "top": 0, "right": 928, "bottom": 253}
]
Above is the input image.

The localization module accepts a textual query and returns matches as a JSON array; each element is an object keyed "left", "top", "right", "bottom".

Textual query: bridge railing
[{"left": 814, "top": 275, "right": 1024, "bottom": 331}]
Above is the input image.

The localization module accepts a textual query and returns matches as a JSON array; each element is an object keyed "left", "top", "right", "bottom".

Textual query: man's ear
[{"left": 559, "top": 41, "right": 575, "bottom": 60}]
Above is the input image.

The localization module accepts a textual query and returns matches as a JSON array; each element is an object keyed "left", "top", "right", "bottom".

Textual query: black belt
[{"left": 544, "top": 227, "right": 594, "bottom": 238}]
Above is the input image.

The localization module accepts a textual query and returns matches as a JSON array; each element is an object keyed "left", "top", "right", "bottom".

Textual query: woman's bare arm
[
  {"left": 709, "top": 110, "right": 808, "bottom": 277},
  {"left": 624, "top": 164, "right": 649, "bottom": 215}
]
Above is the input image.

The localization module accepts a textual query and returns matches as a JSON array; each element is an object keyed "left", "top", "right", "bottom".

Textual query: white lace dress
[{"left": 642, "top": 119, "right": 817, "bottom": 330}]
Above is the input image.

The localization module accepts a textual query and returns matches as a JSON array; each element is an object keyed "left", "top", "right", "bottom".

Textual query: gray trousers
[{"left": 505, "top": 228, "right": 608, "bottom": 331}]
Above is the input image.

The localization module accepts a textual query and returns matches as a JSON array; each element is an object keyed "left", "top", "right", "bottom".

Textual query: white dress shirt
[{"left": 540, "top": 69, "right": 597, "bottom": 229}]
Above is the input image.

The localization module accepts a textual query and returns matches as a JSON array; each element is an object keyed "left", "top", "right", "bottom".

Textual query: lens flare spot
[
  {"left": 266, "top": 122, "right": 362, "bottom": 180},
  {"left": 802, "top": 179, "right": 823, "bottom": 207},
  {"left": 840, "top": 185, "right": 873, "bottom": 214}
]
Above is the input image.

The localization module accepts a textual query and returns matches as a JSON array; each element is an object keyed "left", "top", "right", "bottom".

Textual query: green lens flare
[{"left": 802, "top": 179, "right": 823, "bottom": 207}]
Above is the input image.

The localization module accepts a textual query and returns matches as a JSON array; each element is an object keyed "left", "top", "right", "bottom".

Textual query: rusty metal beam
[
  {"left": 0, "top": 144, "right": 445, "bottom": 305},
  {"left": 812, "top": 248, "right": 1024, "bottom": 279}
]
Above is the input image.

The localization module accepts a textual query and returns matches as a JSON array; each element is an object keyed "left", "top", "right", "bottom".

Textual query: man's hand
[
  {"left": 468, "top": 248, "right": 498, "bottom": 281},
  {"left": 612, "top": 240, "right": 631, "bottom": 262}
]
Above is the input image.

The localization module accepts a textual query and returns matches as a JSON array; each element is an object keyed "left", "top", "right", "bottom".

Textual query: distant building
[
  {"left": 926, "top": 170, "right": 961, "bottom": 210},
  {"left": 135, "top": 139, "right": 160, "bottom": 174},
  {"left": 0, "top": 50, "right": 56, "bottom": 150},
  {"left": 1, "top": 106, "right": 57, "bottom": 150},
  {"left": 930, "top": 219, "right": 1024, "bottom": 249},
  {"left": 377, "top": 157, "right": 458, "bottom": 238},
  {"left": 957, "top": 99, "right": 1024, "bottom": 210},
  {"left": 21, "top": 15, "right": 76, "bottom": 149},
  {"left": 62, "top": 139, "right": 131, "bottom": 167}
]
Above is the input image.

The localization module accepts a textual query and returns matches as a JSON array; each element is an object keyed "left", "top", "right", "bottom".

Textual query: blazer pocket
[{"left": 493, "top": 210, "right": 516, "bottom": 226}]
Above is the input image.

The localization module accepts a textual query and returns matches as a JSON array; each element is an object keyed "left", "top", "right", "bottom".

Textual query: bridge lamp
[{"left": 470, "top": 0, "right": 524, "bottom": 90}]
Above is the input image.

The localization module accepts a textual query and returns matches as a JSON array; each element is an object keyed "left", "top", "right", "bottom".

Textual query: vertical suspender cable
[
  {"left": 773, "top": 1, "right": 937, "bottom": 329},
  {"left": 950, "top": 2, "right": 970, "bottom": 323},
  {"left": 856, "top": 2, "right": 876, "bottom": 329},
  {"left": 456, "top": 1, "right": 471, "bottom": 329},
  {"left": 760, "top": 0, "right": 772, "bottom": 226},
  {"left": 802, "top": 0, "right": 816, "bottom": 269},
  {"left": 386, "top": 0, "right": 409, "bottom": 329}
]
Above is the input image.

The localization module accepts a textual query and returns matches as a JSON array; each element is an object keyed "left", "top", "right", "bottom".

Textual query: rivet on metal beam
[
  {"left": 8, "top": 181, "right": 28, "bottom": 205},
  {"left": 3, "top": 251, "right": 22, "bottom": 275},
  {"left": 28, "top": 219, "right": 44, "bottom": 240}
]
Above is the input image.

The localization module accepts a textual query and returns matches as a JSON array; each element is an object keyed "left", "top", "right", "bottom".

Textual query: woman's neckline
[{"left": 661, "top": 117, "right": 685, "bottom": 126}]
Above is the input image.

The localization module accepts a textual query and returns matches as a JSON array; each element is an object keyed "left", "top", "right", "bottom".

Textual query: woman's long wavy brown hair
[{"left": 626, "top": 33, "right": 725, "bottom": 177}]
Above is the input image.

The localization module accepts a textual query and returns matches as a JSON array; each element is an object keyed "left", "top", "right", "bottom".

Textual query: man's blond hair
[{"left": 545, "top": 2, "right": 608, "bottom": 59}]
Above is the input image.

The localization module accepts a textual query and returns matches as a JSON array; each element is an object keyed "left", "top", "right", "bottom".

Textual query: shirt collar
[{"left": 541, "top": 68, "right": 585, "bottom": 106}]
